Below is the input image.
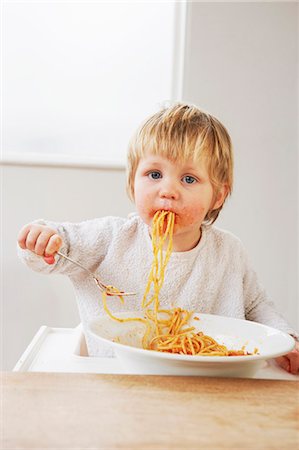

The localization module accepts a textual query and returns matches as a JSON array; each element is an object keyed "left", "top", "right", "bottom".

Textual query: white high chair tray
[{"left": 13, "top": 325, "right": 298, "bottom": 380}]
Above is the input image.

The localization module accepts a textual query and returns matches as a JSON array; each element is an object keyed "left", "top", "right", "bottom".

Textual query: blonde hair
[{"left": 127, "top": 103, "right": 233, "bottom": 225}]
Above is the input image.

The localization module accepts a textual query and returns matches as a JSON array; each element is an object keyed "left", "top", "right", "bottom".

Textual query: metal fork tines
[{"left": 56, "top": 251, "right": 136, "bottom": 297}]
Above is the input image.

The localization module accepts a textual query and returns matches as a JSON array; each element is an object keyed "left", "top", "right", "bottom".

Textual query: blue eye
[
  {"left": 148, "top": 171, "right": 162, "bottom": 180},
  {"left": 182, "top": 175, "right": 197, "bottom": 184}
]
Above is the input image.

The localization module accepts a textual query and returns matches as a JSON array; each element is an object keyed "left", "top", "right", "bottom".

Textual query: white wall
[
  {"left": 3, "top": 1, "right": 176, "bottom": 163},
  {"left": 2, "top": 2, "right": 298, "bottom": 370},
  {"left": 183, "top": 2, "right": 298, "bottom": 328}
]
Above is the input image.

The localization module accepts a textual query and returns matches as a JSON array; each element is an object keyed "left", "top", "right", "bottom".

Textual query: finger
[
  {"left": 45, "top": 234, "right": 62, "bottom": 256},
  {"left": 43, "top": 255, "right": 56, "bottom": 265},
  {"left": 289, "top": 361, "right": 299, "bottom": 375},
  {"left": 288, "top": 352, "right": 299, "bottom": 375},
  {"left": 17, "top": 224, "right": 32, "bottom": 249},
  {"left": 35, "top": 230, "right": 57, "bottom": 256},
  {"left": 275, "top": 356, "right": 290, "bottom": 372},
  {"left": 25, "top": 227, "right": 43, "bottom": 252}
]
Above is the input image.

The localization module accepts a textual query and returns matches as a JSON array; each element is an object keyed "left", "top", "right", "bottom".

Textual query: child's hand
[
  {"left": 275, "top": 340, "right": 299, "bottom": 374},
  {"left": 18, "top": 223, "right": 63, "bottom": 265}
]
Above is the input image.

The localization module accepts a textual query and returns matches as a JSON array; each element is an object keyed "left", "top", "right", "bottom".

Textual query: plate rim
[{"left": 88, "top": 312, "right": 295, "bottom": 363}]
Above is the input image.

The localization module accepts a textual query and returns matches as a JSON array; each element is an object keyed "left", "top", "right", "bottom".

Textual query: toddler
[{"left": 18, "top": 103, "right": 299, "bottom": 373}]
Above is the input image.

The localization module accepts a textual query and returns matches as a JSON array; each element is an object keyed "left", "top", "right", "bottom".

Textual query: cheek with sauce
[
  {"left": 134, "top": 195, "right": 154, "bottom": 226},
  {"left": 175, "top": 205, "right": 208, "bottom": 230}
]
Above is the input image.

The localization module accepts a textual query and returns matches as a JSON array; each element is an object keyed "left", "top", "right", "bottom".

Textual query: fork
[{"left": 56, "top": 251, "right": 136, "bottom": 297}]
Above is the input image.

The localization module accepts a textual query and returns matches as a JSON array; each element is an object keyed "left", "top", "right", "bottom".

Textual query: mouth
[
  {"left": 153, "top": 202, "right": 178, "bottom": 215},
  {"left": 159, "top": 200, "right": 175, "bottom": 211},
  {"left": 152, "top": 208, "right": 177, "bottom": 219},
  {"left": 148, "top": 210, "right": 175, "bottom": 237},
  {"left": 150, "top": 209, "right": 178, "bottom": 232}
]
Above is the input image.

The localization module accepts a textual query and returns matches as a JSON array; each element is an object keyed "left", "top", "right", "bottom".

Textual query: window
[{"left": 3, "top": 1, "right": 186, "bottom": 167}]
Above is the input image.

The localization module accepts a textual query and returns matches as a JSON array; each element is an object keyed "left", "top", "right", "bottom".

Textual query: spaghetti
[{"left": 102, "top": 210, "right": 253, "bottom": 356}]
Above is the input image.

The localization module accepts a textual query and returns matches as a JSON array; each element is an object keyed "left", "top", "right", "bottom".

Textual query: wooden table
[{"left": 2, "top": 372, "right": 299, "bottom": 449}]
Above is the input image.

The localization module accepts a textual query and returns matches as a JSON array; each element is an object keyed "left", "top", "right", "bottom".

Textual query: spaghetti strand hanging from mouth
[{"left": 142, "top": 211, "right": 175, "bottom": 310}]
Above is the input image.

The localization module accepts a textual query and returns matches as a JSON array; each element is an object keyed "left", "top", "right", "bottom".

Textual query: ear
[{"left": 212, "top": 184, "right": 229, "bottom": 210}]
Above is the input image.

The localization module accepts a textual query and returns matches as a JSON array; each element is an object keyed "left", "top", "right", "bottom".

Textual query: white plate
[{"left": 88, "top": 312, "right": 295, "bottom": 378}]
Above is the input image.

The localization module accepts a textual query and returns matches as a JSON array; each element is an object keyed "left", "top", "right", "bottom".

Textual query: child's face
[{"left": 134, "top": 153, "right": 226, "bottom": 249}]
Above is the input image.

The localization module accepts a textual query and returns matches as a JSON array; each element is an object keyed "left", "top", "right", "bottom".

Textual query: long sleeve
[
  {"left": 17, "top": 216, "right": 128, "bottom": 278},
  {"left": 243, "top": 250, "right": 299, "bottom": 339}
]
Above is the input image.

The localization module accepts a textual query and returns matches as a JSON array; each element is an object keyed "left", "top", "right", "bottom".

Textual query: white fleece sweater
[{"left": 18, "top": 214, "right": 298, "bottom": 356}]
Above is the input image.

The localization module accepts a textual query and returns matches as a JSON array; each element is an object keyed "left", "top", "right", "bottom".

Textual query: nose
[{"left": 159, "top": 178, "right": 179, "bottom": 200}]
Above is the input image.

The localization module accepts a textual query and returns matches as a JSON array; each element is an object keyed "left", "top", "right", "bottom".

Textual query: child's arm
[
  {"left": 241, "top": 251, "right": 299, "bottom": 374},
  {"left": 17, "top": 219, "right": 98, "bottom": 276},
  {"left": 275, "top": 340, "right": 299, "bottom": 375},
  {"left": 245, "top": 283, "right": 299, "bottom": 374},
  {"left": 17, "top": 215, "right": 126, "bottom": 277},
  {"left": 18, "top": 223, "right": 63, "bottom": 265}
]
